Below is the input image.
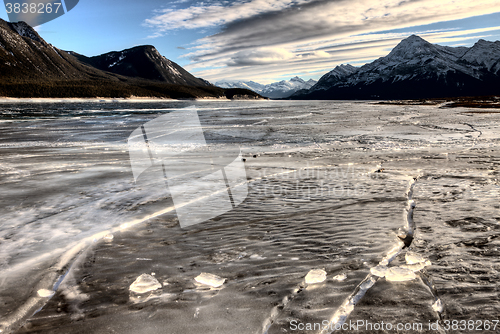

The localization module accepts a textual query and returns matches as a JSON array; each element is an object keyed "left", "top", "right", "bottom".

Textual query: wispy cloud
[
  {"left": 144, "top": 0, "right": 500, "bottom": 82},
  {"left": 144, "top": 0, "right": 315, "bottom": 31}
]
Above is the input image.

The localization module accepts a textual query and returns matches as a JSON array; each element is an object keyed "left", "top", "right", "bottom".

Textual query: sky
[{"left": 1, "top": 0, "right": 500, "bottom": 84}]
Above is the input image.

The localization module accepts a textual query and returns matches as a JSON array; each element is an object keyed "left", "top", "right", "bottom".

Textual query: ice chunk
[
  {"left": 249, "top": 254, "right": 265, "bottom": 260},
  {"left": 37, "top": 289, "right": 54, "bottom": 298},
  {"left": 333, "top": 273, "right": 347, "bottom": 281},
  {"left": 432, "top": 299, "right": 444, "bottom": 312},
  {"left": 379, "top": 241, "right": 405, "bottom": 265},
  {"left": 305, "top": 269, "right": 327, "bottom": 284},
  {"left": 195, "top": 272, "right": 225, "bottom": 288},
  {"left": 400, "top": 261, "right": 431, "bottom": 272},
  {"left": 104, "top": 234, "right": 114, "bottom": 242},
  {"left": 385, "top": 267, "right": 417, "bottom": 282},
  {"left": 129, "top": 274, "right": 162, "bottom": 293},
  {"left": 370, "top": 265, "right": 389, "bottom": 277},
  {"left": 405, "top": 251, "right": 430, "bottom": 265}
]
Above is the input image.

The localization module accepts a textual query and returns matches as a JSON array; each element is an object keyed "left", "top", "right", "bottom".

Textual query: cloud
[
  {"left": 145, "top": 0, "right": 500, "bottom": 82},
  {"left": 228, "top": 48, "right": 296, "bottom": 66},
  {"left": 144, "top": 0, "right": 315, "bottom": 31},
  {"left": 225, "top": 47, "right": 330, "bottom": 66}
]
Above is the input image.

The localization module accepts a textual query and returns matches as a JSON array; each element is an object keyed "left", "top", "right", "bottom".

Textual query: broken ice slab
[
  {"left": 305, "top": 269, "right": 327, "bottom": 284},
  {"left": 405, "top": 251, "right": 430, "bottom": 265},
  {"left": 37, "top": 289, "right": 55, "bottom": 298},
  {"left": 379, "top": 240, "right": 405, "bottom": 266},
  {"left": 249, "top": 254, "right": 265, "bottom": 260},
  {"left": 400, "top": 261, "right": 431, "bottom": 272},
  {"left": 385, "top": 267, "right": 417, "bottom": 282},
  {"left": 194, "top": 272, "right": 225, "bottom": 288},
  {"left": 370, "top": 265, "right": 389, "bottom": 277},
  {"left": 129, "top": 273, "right": 162, "bottom": 293},
  {"left": 432, "top": 299, "right": 444, "bottom": 313},
  {"left": 333, "top": 273, "right": 347, "bottom": 281}
]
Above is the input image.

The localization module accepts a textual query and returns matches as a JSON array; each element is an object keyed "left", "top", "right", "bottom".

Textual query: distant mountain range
[
  {"left": 0, "top": 19, "right": 261, "bottom": 99},
  {"left": 291, "top": 35, "right": 500, "bottom": 100},
  {"left": 2, "top": 21, "right": 497, "bottom": 100},
  {"left": 215, "top": 76, "right": 317, "bottom": 98}
]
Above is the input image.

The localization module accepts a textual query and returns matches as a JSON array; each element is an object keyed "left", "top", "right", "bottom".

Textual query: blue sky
[{"left": 2, "top": 1, "right": 500, "bottom": 84}]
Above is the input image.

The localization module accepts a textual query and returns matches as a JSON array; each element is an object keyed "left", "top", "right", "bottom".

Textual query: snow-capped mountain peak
[
  {"left": 326, "top": 64, "right": 358, "bottom": 79},
  {"left": 310, "top": 64, "right": 358, "bottom": 90},
  {"left": 214, "top": 80, "right": 266, "bottom": 92},
  {"left": 215, "top": 77, "right": 317, "bottom": 98},
  {"left": 385, "top": 34, "right": 438, "bottom": 62},
  {"left": 460, "top": 39, "right": 500, "bottom": 71},
  {"left": 290, "top": 76, "right": 306, "bottom": 83}
]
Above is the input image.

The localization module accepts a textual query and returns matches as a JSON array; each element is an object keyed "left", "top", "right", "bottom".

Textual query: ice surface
[
  {"left": 385, "top": 267, "right": 417, "bottom": 282},
  {"left": 129, "top": 274, "right": 162, "bottom": 294},
  {"left": 4, "top": 100, "right": 500, "bottom": 333},
  {"left": 194, "top": 272, "right": 225, "bottom": 288},
  {"left": 305, "top": 269, "right": 327, "bottom": 284}
]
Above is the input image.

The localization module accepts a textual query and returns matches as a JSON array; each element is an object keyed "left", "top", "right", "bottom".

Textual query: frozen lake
[{"left": 0, "top": 100, "right": 499, "bottom": 333}]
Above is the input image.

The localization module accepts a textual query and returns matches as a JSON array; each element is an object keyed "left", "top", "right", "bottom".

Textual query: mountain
[
  {"left": 214, "top": 80, "right": 266, "bottom": 93},
  {"left": 74, "top": 45, "right": 210, "bottom": 86},
  {"left": 310, "top": 64, "right": 359, "bottom": 91},
  {"left": 260, "top": 77, "right": 317, "bottom": 98},
  {"left": 215, "top": 76, "right": 317, "bottom": 98},
  {"left": 0, "top": 20, "right": 122, "bottom": 81},
  {"left": 292, "top": 35, "right": 500, "bottom": 100},
  {"left": 0, "top": 19, "right": 261, "bottom": 99}
]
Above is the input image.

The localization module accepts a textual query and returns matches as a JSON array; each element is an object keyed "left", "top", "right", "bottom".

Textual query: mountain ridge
[
  {"left": 293, "top": 35, "right": 500, "bottom": 100},
  {"left": 75, "top": 45, "right": 210, "bottom": 87},
  {"left": 0, "top": 19, "right": 262, "bottom": 99}
]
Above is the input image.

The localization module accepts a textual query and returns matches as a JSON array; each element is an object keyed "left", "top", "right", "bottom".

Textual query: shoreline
[
  {"left": 0, "top": 96, "right": 268, "bottom": 103},
  {"left": 377, "top": 95, "right": 500, "bottom": 109}
]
